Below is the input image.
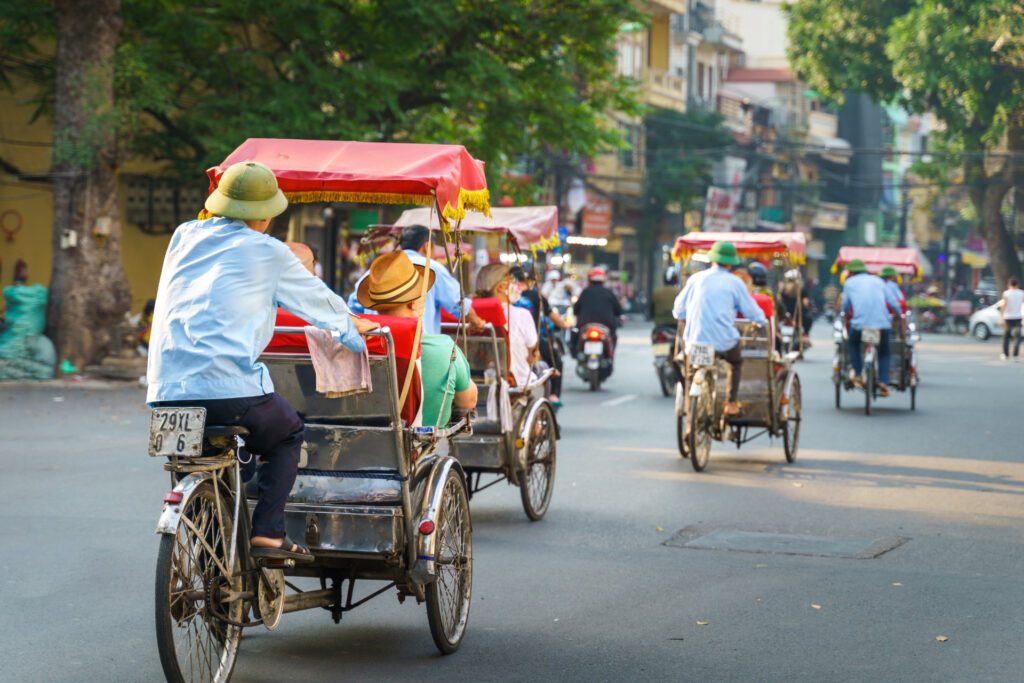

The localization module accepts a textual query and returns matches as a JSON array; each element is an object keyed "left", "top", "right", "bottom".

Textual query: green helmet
[
  {"left": 880, "top": 265, "right": 898, "bottom": 278},
  {"left": 707, "top": 240, "right": 740, "bottom": 266},
  {"left": 204, "top": 161, "right": 288, "bottom": 221},
  {"left": 846, "top": 259, "right": 868, "bottom": 274}
]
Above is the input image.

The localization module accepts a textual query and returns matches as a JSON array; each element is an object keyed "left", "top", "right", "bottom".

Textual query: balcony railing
[{"left": 645, "top": 69, "right": 686, "bottom": 108}]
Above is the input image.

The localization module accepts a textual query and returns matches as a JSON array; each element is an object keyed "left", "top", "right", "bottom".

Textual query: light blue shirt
[
  {"left": 885, "top": 280, "right": 904, "bottom": 305},
  {"left": 842, "top": 273, "right": 903, "bottom": 330},
  {"left": 672, "top": 265, "right": 767, "bottom": 352},
  {"left": 352, "top": 249, "right": 471, "bottom": 335},
  {"left": 147, "top": 217, "right": 364, "bottom": 403}
]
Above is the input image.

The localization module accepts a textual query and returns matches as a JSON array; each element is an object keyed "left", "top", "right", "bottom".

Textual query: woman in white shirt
[{"left": 476, "top": 264, "right": 539, "bottom": 386}]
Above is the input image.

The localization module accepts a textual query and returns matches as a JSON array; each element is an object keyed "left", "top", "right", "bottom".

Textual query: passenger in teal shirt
[
  {"left": 420, "top": 335, "right": 473, "bottom": 428},
  {"left": 355, "top": 250, "right": 478, "bottom": 428}
]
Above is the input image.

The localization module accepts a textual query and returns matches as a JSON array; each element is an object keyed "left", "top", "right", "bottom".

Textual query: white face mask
[{"left": 507, "top": 281, "right": 522, "bottom": 304}]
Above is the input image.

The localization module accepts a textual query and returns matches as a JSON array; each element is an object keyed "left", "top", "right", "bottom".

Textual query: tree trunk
[{"left": 46, "top": 0, "right": 131, "bottom": 371}]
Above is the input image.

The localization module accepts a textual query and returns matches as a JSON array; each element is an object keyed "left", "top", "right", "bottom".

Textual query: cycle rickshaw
[
  {"left": 831, "top": 246, "right": 921, "bottom": 414},
  {"left": 670, "top": 233, "right": 805, "bottom": 472},
  {"left": 392, "top": 205, "right": 561, "bottom": 520},
  {"left": 149, "top": 138, "right": 491, "bottom": 683}
]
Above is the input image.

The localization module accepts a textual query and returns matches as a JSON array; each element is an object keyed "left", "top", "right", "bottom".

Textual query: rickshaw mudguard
[
  {"left": 155, "top": 472, "right": 216, "bottom": 535},
  {"left": 410, "top": 455, "right": 468, "bottom": 589}
]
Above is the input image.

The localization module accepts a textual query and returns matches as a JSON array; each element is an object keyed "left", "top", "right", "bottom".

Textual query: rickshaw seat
[
  {"left": 264, "top": 311, "right": 423, "bottom": 426},
  {"left": 204, "top": 425, "right": 250, "bottom": 439}
]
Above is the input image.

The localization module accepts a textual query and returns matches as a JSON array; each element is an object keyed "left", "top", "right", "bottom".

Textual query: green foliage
[
  {"left": 641, "top": 108, "right": 733, "bottom": 220},
  {"left": 2, "top": 0, "right": 641, "bottom": 179},
  {"left": 785, "top": 0, "right": 1024, "bottom": 146}
]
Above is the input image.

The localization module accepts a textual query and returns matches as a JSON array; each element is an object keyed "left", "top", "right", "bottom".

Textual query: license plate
[
  {"left": 687, "top": 343, "right": 715, "bottom": 367},
  {"left": 861, "top": 328, "right": 881, "bottom": 344},
  {"left": 584, "top": 341, "right": 603, "bottom": 355},
  {"left": 149, "top": 408, "right": 206, "bottom": 457},
  {"left": 652, "top": 342, "right": 670, "bottom": 356}
]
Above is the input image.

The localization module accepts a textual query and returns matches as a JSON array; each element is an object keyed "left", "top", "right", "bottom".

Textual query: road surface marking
[{"left": 601, "top": 394, "right": 637, "bottom": 407}]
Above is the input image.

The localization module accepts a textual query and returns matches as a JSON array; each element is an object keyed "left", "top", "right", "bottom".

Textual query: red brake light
[
  {"left": 418, "top": 520, "right": 435, "bottom": 535},
  {"left": 586, "top": 329, "right": 602, "bottom": 340},
  {"left": 164, "top": 491, "right": 183, "bottom": 504}
]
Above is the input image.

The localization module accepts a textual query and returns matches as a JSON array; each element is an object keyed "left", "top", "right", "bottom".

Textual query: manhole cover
[{"left": 665, "top": 529, "right": 906, "bottom": 559}]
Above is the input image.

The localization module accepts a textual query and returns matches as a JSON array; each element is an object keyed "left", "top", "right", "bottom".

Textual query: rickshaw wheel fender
[
  {"left": 518, "top": 399, "right": 560, "bottom": 459},
  {"left": 155, "top": 472, "right": 221, "bottom": 535},
  {"left": 411, "top": 456, "right": 469, "bottom": 591}
]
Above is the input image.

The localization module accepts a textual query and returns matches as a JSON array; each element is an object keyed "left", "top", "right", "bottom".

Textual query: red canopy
[
  {"left": 672, "top": 231, "right": 807, "bottom": 265},
  {"left": 393, "top": 205, "right": 559, "bottom": 251},
  {"left": 832, "top": 246, "right": 922, "bottom": 278},
  {"left": 207, "top": 139, "right": 490, "bottom": 224}
]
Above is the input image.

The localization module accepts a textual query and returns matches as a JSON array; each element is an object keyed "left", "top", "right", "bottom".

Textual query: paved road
[{"left": 2, "top": 321, "right": 1022, "bottom": 682}]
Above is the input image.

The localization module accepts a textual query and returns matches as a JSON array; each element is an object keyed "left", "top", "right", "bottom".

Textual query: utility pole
[{"left": 897, "top": 193, "right": 909, "bottom": 248}]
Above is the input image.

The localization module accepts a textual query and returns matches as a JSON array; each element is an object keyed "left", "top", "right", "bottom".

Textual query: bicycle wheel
[
  {"left": 155, "top": 480, "right": 241, "bottom": 683},
  {"left": 520, "top": 403, "right": 557, "bottom": 521},
  {"left": 686, "top": 383, "right": 712, "bottom": 472},
  {"left": 783, "top": 375, "right": 801, "bottom": 463},
  {"left": 426, "top": 469, "right": 473, "bottom": 655}
]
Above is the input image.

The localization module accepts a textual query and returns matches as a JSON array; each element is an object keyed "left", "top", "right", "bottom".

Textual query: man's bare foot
[
  {"left": 724, "top": 401, "right": 741, "bottom": 416},
  {"left": 878, "top": 384, "right": 891, "bottom": 397}
]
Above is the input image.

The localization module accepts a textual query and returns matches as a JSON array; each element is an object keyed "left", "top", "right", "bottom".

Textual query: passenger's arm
[
  {"left": 452, "top": 347, "right": 477, "bottom": 410},
  {"left": 274, "top": 247, "right": 372, "bottom": 351},
  {"left": 883, "top": 283, "right": 902, "bottom": 313}
]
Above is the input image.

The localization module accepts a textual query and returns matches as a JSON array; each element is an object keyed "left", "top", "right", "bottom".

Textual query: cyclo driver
[
  {"left": 147, "top": 161, "right": 379, "bottom": 563},
  {"left": 672, "top": 241, "right": 767, "bottom": 417},
  {"left": 841, "top": 258, "right": 902, "bottom": 396}
]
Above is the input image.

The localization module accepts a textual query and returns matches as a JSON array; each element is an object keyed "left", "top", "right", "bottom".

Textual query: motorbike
[
  {"left": 651, "top": 324, "right": 679, "bottom": 397},
  {"left": 575, "top": 322, "right": 614, "bottom": 391}
]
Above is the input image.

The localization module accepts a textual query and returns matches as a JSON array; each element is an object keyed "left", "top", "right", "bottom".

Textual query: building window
[
  {"left": 617, "top": 33, "right": 643, "bottom": 80},
  {"left": 619, "top": 124, "right": 641, "bottom": 170}
]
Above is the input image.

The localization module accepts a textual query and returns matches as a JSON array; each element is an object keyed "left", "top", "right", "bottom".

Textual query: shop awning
[{"left": 207, "top": 138, "right": 490, "bottom": 224}]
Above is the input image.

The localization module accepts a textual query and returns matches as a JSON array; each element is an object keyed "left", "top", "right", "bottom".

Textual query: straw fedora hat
[
  {"left": 204, "top": 161, "right": 288, "bottom": 220},
  {"left": 357, "top": 251, "right": 435, "bottom": 309}
]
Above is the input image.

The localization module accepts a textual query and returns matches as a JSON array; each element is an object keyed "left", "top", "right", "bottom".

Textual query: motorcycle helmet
[
  {"left": 587, "top": 267, "right": 607, "bottom": 283},
  {"left": 748, "top": 262, "right": 768, "bottom": 287}
]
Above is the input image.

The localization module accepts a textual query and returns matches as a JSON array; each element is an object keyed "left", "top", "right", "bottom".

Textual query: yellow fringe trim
[
  {"left": 284, "top": 191, "right": 435, "bottom": 206},
  {"left": 441, "top": 187, "right": 492, "bottom": 224}
]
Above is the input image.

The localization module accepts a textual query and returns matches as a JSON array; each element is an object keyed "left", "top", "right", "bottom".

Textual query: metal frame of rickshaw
[
  {"left": 670, "top": 233, "right": 805, "bottom": 472},
  {"left": 153, "top": 139, "right": 490, "bottom": 683},
  {"left": 830, "top": 247, "right": 921, "bottom": 413},
  {"left": 392, "top": 206, "right": 561, "bottom": 521}
]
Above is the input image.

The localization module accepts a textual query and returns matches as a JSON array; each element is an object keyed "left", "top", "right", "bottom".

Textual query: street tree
[
  {"left": 0, "top": 0, "right": 639, "bottom": 367},
  {"left": 640, "top": 108, "right": 733, "bottom": 282},
  {"left": 786, "top": 0, "right": 1024, "bottom": 289}
]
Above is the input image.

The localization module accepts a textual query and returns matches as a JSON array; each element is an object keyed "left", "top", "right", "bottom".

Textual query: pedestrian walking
[{"left": 998, "top": 277, "right": 1024, "bottom": 360}]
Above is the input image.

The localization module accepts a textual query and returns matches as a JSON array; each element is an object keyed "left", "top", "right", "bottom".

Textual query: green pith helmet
[
  {"left": 846, "top": 259, "right": 868, "bottom": 274},
  {"left": 880, "top": 265, "right": 898, "bottom": 278},
  {"left": 707, "top": 240, "right": 740, "bottom": 266},
  {"left": 204, "top": 161, "right": 288, "bottom": 221}
]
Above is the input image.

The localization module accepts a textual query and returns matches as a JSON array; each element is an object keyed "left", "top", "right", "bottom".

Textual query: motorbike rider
[
  {"left": 147, "top": 161, "right": 379, "bottom": 562},
  {"left": 673, "top": 241, "right": 767, "bottom": 417},
  {"left": 841, "top": 259, "right": 903, "bottom": 396},
  {"left": 573, "top": 267, "right": 624, "bottom": 349},
  {"left": 778, "top": 268, "right": 812, "bottom": 343},
  {"left": 749, "top": 262, "right": 771, "bottom": 297},
  {"left": 651, "top": 267, "right": 681, "bottom": 327}
]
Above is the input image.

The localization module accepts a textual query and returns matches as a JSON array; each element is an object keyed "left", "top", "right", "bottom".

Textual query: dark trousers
[
  {"left": 849, "top": 328, "right": 892, "bottom": 382},
  {"left": 717, "top": 345, "right": 743, "bottom": 402},
  {"left": 540, "top": 334, "right": 564, "bottom": 397},
  {"left": 1004, "top": 319, "right": 1022, "bottom": 357},
  {"left": 156, "top": 393, "right": 304, "bottom": 539}
]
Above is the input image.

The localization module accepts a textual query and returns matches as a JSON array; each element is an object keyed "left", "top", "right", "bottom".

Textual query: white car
[{"left": 969, "top": 303, "right": 1002, "bottom": 341}]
